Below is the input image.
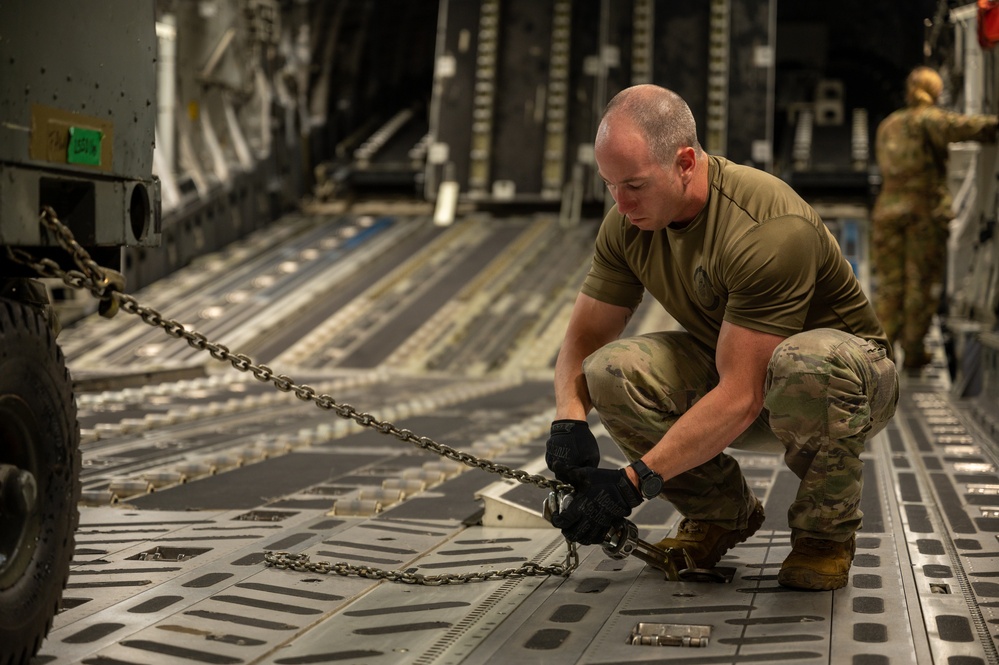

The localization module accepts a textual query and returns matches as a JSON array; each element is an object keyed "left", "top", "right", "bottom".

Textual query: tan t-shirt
[{"left": 582, "top": 155, "right": 890, "bottom": 357}]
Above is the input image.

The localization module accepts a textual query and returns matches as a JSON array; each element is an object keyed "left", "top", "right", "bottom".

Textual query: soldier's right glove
[{"left": 545, "top": 419, "right": 600, "bottom": 482}]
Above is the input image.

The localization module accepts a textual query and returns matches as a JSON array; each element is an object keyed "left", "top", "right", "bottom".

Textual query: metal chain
[
  {"left": 6, "top": 207, "right": 579, "bottom": 583},
  {"left": 263, "top": 545, "right": 579, "bottom": 584}
]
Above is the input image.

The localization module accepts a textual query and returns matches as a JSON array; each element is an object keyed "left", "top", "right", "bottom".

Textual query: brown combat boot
[
  {"left": 778, "top": 535, "right": 856, "bottom": 591},
  {"left": 655, "top": 498, "right": 765, "bottom": 569}
]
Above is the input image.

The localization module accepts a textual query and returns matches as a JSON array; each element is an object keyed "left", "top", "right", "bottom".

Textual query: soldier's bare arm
[
  {"left": 632, "top": 320, "right": 785, "bottom": 486},
  {"left": 554, "top": 293, "right": 634, "bottom": 420}
]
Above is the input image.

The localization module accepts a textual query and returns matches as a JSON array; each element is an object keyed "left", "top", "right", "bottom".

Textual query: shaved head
[{"left": 597, "top": 85, "right": 703, "bottom": 167}]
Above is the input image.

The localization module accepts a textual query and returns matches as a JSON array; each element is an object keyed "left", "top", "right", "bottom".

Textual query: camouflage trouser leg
[
  {"left": 765, "top": 329, "right": 898, "bottom": 542},
  {"left": 582, "top": 332, "right": 768, "bottom": 531},
  {"left": 872, "top": 209, "right": 947, "bottom": 359},
  {"left": 582, "top": 329, "right": 898, "bottom": 538},
  {"left": 871, "top": 210, "right": 906, "bottom": 346},
  {"left": 899, "top": 213, "right": 948, "bottom": 360}
]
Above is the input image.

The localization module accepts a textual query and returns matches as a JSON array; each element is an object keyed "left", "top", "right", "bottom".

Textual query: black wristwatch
[{"left": 630, "top": 459, "right": 664, "bottom": 499}]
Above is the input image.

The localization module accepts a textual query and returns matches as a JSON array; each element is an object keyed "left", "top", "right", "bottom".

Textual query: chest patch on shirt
[{"left": 694, "top": 266, "right": 720, "bottom": 311}]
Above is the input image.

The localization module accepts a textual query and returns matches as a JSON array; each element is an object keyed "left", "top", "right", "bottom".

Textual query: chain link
[{"left": 6, "top": 207, "right": 578, "bottom": 583}]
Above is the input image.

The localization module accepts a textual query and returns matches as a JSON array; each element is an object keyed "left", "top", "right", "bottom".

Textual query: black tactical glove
[
  {"left": 545, "top": 419, "right": 600, "bottom": 482},
  {"left": 550, "top": 466, "right": 643, "bottom": 545}
]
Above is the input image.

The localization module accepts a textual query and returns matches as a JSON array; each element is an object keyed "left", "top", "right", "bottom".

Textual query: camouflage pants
[
  {"left": 582, "top": 328, "right": 898, "bottom": 541},
  {"left": 871, "top": 206, "right": 948, "bottom": 360}
]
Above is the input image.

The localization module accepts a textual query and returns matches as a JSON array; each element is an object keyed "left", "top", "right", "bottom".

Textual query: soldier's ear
[{"left": 676, "top": 147, "right": 697, "bottom": 180}]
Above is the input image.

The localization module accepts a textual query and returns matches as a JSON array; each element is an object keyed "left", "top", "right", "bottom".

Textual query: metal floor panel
[
  {"left": 36, "top": 214, "right": 999, "bottom": 664},
  {"left": 38, "top": 386, "right": 997, "bottom": 664}
]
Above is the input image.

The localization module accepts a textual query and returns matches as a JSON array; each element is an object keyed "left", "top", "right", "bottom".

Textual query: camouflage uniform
[
  {"left": 584, "top": 328, "right": 898, "bottom": 541},
  {"left": 872, "top": 105, "right": 997, "bottom": 366}
]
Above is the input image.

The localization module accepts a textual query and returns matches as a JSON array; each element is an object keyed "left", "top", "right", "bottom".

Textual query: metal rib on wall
[{"left": 426, "top": 0, "right": 774, "bottom": 208}]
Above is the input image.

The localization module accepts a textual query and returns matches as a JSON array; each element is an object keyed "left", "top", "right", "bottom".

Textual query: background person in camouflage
[
  {"left": 872, "top": 66, "right": 998, "bottom": 370},
  {"left": 545, "top": 84, "right": 899, "bottom": 591}
]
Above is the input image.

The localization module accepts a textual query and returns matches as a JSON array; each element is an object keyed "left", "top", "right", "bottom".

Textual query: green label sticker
[{"left": 67, "top": 126, "right": 102, "bottom": 166}]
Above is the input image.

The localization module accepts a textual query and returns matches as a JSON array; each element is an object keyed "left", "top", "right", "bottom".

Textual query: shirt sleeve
[
  {"left": 580, "top": 211, "right": 645, "bottom": 310},
  {"left": 720, "top": 216, "right": 821, "bottom": 336},
  {"left": 924, "top": 108, "right": 998, "bottom": 147}
]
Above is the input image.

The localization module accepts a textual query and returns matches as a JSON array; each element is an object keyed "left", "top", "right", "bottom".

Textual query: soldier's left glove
[{"left": 550, "top": 467, "right": 643, "bottom": 545}]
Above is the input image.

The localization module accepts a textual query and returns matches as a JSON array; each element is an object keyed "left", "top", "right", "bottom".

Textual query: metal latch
[
  {"left": 128, "top": 546, "right": 210, "bottom": 562},
  {"left": 627, "top": 622, "right": 711, "bottom": 647}
]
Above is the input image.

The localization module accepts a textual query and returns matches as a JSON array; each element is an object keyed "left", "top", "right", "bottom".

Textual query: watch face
[{"left": 642, "top": 476, "right": 663, "bottom": 498}]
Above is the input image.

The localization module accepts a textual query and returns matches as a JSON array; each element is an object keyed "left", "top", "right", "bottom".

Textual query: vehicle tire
[{"left": 0, "top": 299, "right": 80, "bottom": 665}]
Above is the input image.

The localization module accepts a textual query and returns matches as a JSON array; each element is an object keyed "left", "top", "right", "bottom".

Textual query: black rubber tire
[{"left": 0, "top": 299, "right": 80, "bottom": 665}]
